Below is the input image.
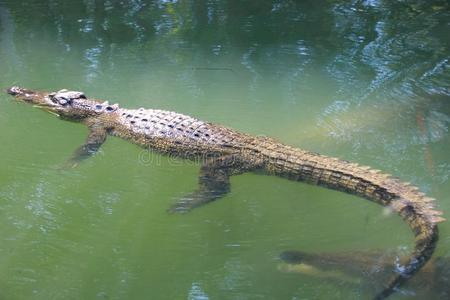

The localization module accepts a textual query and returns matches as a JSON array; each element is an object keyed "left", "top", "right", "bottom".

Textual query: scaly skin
[{"left": 6, "top": 86, "right": 445, "bottom": 299}]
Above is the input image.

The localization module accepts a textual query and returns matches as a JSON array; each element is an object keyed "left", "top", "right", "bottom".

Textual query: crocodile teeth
[{"left": 33, "top": 105, "right": 60, "bottom": 117}]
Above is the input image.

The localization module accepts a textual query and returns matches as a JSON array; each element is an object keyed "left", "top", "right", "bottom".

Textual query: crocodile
[{"left": 6, "top": 86, "right": 445, "bottom": 299}]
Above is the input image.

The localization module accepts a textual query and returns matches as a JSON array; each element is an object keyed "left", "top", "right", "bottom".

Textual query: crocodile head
[{"left": 7, "top": 86, "right": 118, "bottom": 120}]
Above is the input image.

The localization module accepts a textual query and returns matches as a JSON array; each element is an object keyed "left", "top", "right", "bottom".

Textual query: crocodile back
[{"left": 113, "top": 108, "right": 252, "bottom": 157}]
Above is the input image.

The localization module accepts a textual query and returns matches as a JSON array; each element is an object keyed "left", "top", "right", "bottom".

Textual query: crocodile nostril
[{"left": 6, "top": 87, "right": 19, "bottom": 95}]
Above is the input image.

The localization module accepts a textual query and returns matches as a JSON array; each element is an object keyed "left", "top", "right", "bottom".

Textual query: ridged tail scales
[{"left": 262, "top": 144, "right": 445, "bottom": 299}]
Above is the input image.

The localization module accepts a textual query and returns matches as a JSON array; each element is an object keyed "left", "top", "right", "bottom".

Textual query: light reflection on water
[{"left": 0, "top": 0, "right": 449, "bottom": 299}]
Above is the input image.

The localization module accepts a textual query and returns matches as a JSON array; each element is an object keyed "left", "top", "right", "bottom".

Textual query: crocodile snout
[
  {"left": 6, "top": 86, "right": 40, "bottom": 102},
  {"left": 6, "top": 86, "right": 21, "bottom": 95},
  {"left": 6, "top": 86, "right": 35, "bottom": 97}
]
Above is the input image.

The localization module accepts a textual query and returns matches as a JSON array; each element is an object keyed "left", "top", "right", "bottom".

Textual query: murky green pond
[{"left": 0, "top": 1, "right": 449, "bottom": 299}]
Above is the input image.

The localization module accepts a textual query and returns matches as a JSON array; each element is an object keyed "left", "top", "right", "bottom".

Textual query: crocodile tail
[
  {"left": 373, "top": 201, "right": 439, "bottom": 300},
  {"left": 262, "top": 144, "right": 445, "bottom": 299}
]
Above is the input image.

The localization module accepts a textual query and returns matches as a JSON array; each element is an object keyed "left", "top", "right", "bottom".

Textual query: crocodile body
[{"left": 6, "top": 86, "right": 445, "bottom": 300}]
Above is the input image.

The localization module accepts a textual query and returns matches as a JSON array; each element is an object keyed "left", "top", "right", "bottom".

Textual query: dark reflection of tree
[
  {"left": 314, "top": 0, "right": 449, "bottom": 187},
  {"left": 327, "top": 0, "right": 449, "bottom": 102},
  {"left": 0, "top": 3, "right": 21, "bottom": 73},
  {"left": 4, "top": 0, "right": 447, "bottom": 93}
]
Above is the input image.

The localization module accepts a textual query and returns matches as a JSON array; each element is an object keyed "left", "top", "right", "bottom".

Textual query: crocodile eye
[
  {"left": 95, "top": 104, "right": 103, "bottom": 110},
  {"left": 59, "top": 97, "right": 74, "bottom": 106},
  {"left": 106, "top": 106, "right": 114, "bottom": 112}
]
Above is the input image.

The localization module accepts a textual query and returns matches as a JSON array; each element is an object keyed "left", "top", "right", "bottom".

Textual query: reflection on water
[
  {"left": 279, "top": 249, "right": 450, "bottom": 299},
  {"left": 0, "top": 0, "right": 449, "bottom": 299}
]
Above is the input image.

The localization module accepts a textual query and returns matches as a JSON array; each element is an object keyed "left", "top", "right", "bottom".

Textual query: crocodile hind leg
[{"left": 169, "top": 154, "right": 261, "bottom": 213}]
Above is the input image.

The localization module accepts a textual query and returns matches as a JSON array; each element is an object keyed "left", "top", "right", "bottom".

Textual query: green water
[{"left": 0, "top": 0, "right": 449, "bottom": 299}]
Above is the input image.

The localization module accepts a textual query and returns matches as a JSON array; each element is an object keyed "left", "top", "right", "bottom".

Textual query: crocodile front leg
[
  {"left": 64, "top": 125, "right": 108, "bottom": 168},
  {"left": 169, "top": 154, "right": 262, "bottom": 213}
]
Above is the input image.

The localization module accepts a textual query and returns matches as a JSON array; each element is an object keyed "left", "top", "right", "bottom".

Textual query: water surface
[{"left": 0, "top": 0, "right": 449, "bottom": 299}]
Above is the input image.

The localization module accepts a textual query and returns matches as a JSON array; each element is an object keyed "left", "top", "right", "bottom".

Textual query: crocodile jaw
[
  {"left": 7, "top": 86, "right": 57, "bottom": 110},
  {"left": 6, "top": 86, "right": 119, "bottom": 120}
]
